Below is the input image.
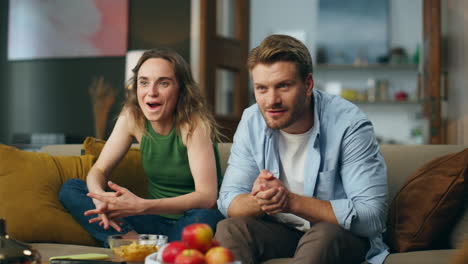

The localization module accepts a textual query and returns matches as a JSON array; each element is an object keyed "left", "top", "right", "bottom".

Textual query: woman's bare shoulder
[
  {"left": 180, "top": 114, "right": 211, "bottom": 146},
  {"left": 116, "top": 111, "right": 143, "bottom": 142}
]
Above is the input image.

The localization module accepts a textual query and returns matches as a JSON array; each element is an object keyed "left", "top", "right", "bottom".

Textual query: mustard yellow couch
[{"left": 0, "top": 141, "right": 466, "bottom": 264}]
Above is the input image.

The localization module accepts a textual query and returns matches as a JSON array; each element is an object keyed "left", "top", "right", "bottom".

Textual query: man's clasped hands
[{"left": 251, "top": 170, "right": 294, "bottom": 215}]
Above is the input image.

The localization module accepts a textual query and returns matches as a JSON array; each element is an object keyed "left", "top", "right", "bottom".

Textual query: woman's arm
[
  {"left": 86, "top": 114, "right": 134, "bottom": 194},
  {"left": 88, "top": 117, "right": 219, "bottom": 219},
  {"left": 85, "top": 114, "right": 134, "bottom": 230}
]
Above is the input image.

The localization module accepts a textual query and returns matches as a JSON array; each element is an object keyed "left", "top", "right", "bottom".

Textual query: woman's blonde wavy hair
[{"left": 123, "top": 48, "right": 221, "bottom": 142}]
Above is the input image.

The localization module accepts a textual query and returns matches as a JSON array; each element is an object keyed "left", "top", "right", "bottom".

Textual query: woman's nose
[{"left": 148, "top": 84, "right": 159, "bottom": 96}]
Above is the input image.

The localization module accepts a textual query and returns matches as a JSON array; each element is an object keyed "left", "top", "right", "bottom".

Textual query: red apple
[
  {"left": 174, "top": 249, "right": 206, "bottom": 264},
  {"left": 205, "top": 247, "right": 235, "bottom": 264},
  {"left": 182, "top": 223, "right": 213, "bottom": 252},
  {"left": 211, "top": 239, "right": 220, "bottom": 247},
  {"left": 162, "top": 241, "right": 188, "bottom": 264}
]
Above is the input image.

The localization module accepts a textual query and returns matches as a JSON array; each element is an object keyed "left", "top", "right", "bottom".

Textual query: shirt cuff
[
  {"left": 217, "top": 191, "right": 243, "bottom": 217},
  {"left": 330, "top": 199, "right": 356, "bottom": 230}
]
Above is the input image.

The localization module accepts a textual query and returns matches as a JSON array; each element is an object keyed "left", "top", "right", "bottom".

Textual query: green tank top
[{"left": 141, "top": 121, "right": 222, "bottom": 219}]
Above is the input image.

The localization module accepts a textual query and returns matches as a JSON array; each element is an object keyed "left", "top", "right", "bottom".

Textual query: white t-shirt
[{"left": 272, "top": 128, "right": 313, "bottom": 232}]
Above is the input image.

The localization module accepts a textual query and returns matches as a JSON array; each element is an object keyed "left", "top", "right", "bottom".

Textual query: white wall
[
  {"left": 250, "top": 0, "right": 319, "bottom": 55},
  {"left": 250, "top": 0, "right": 422, "bottom": 65},
  {"left": 443, "top": 0, "right": 468, "bottom": 144},
  {"left": 250, "top": 0, "right": 424, "bottom": 144},
  {"left": 389, "top": 0, "right": 423, "bottom": 56}
]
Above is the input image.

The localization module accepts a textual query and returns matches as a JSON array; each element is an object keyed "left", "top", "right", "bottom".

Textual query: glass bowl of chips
[{"left": 108, "top": 234, "right": 168, "bottom": 262}]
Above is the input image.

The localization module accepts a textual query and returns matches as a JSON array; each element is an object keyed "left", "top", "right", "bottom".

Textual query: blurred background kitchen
[
  {"left": 0, "top": 0, "right": 466, "bottom": 149},
  {"left": 251, "top": 0, "right": 424, "bottom": 145}
]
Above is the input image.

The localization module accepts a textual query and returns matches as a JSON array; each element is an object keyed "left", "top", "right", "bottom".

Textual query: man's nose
[{"left": 267, "top": 90, "right": 281, "bottom": 106}]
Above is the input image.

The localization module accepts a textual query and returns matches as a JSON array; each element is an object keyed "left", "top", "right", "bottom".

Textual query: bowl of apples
[{"left": 145, "top": 223, "right": 240, "bottom": 264}]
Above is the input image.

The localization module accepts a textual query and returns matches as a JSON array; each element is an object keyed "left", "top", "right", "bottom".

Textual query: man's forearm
[
  {"left": 227, "top": 193, "right": 265, "bottom": 217},
  {"left": 289, "top": 193, "right": 339, "bottom": 225}
]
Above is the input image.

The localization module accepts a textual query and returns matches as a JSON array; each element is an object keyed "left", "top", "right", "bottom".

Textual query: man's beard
[{"left": 262, "top": 93, "right": 308, "bottom": 130}]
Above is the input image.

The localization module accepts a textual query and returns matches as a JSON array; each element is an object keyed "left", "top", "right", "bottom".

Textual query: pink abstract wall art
[{"left": 8, "top": 0, "right": 128, "bottom": 60}]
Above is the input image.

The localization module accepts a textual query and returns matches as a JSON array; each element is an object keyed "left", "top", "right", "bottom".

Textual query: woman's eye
[{"left": 159, "top": 81, "right": 170, "bottom": 87}]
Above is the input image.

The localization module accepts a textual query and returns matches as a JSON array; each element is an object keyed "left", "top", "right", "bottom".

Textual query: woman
[{"left": 59, "top": 48, "right": 224, "bottom": 246}]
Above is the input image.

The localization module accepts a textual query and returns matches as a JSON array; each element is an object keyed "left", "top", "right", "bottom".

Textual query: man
[{"left": 216, "top": 35, "right": 389, "bottom": 264}]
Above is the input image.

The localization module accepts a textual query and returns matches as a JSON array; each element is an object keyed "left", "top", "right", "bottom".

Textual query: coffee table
[{"left": 30, "top": 243, "right": 115, "bottom": 264}]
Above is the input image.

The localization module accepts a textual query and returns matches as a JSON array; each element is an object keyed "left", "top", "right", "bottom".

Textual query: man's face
[{"left": 252, "top": 61, "right": 314, "bottom": 134}]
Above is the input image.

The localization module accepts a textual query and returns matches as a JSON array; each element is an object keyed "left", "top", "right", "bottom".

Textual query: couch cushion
[
  {"left": 386, "top": 148, "right": 468, "bottom": 252},
  {"left": 217, "top": 143, "right": 232, "bottom": 174},
  {"left": 83, "top": 137, "right": 147, "bottom": 198},
  {"left": 259, "top": 249, "right": 458, "bottom": 264},
  {"left": 0, "top": 144, "right": 99, "bottom": 246},
  {"left": 382, "top": 249, "right": 457, "bottom": 264}
]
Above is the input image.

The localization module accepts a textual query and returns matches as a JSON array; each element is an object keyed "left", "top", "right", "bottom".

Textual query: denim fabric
[{"left": 59, "top": 179, "right": 224, "bottom": 247}]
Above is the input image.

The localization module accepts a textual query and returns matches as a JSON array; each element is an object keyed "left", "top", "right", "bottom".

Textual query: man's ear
[{"left": 305, "top": 73, "right": 314, "bottom": 96}]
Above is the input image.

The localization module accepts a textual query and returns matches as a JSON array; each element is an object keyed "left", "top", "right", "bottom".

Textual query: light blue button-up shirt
[{"left": 217, "top": 89, "right": 389, "bottom": 264}]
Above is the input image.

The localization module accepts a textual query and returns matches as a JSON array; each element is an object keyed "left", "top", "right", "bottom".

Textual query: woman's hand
[
  {"left": 86, "top": 191, "right": 123, "bottom": 232},
  {"left": 85, "top": 181, "right": 147, "bottom": 219}
]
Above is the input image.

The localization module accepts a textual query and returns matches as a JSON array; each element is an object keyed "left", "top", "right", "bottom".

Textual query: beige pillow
[{"left": 0, "top": 144, "right": 99, "bottom": 246}]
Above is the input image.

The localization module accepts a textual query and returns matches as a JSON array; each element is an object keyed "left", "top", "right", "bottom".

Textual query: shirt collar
[{"left": 312, "top": 89, "right": 321, "bottom": 140}]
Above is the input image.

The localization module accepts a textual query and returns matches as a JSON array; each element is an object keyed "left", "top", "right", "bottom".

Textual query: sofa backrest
[
  {"left": 217, "top": 143, "right": 467, "bottom": 203},
  {"left": 40, "top": 144, "right": 83, "bottom": 155},
  {"left": 40, "top": 143, "right": 466, "bottom": 203},
  {"left": 380, "top": 144, "right": 467, "bottom": 202}
]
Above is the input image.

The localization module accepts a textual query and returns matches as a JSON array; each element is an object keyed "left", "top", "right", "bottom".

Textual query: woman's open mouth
[{"left": 147, "top": 102, "right": 162, "bottom": 110}]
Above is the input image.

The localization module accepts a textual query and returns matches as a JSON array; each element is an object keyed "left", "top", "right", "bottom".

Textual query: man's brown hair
[{"left": 247, "top": 34, "right": 313, "bottom": 81}]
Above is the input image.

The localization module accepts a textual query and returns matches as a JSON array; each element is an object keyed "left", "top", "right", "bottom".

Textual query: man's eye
[
  {"left": 138, "top": 80, "right": 148, "bottom": 86},
  {"left": 279, "top": 83, "right": 289, "bottom": 88},
  {"left": 256, "top": 86, "right": 266, "bottom": 91}
]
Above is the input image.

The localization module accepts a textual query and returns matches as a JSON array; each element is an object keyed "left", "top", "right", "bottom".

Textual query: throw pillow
[
  {"left": 386, "top": 148, "right": 468, "bottom": 252},
  {"left": 82, "top": 137, "right": 147, "bottom": 198},
  {"left": 0, "top": 144, "right": 99, "bottom": 246}
]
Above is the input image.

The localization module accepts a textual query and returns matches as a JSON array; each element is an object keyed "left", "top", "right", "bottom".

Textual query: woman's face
[{"left": 136, "top": 58, "right": 180, "bottom": 129}]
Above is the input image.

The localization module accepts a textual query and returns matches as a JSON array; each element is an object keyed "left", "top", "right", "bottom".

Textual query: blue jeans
[{"left": 59, "top": 179, "right": 225, "bottom": 247}]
